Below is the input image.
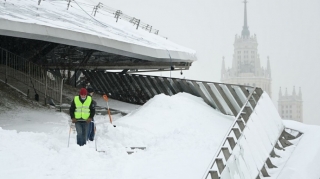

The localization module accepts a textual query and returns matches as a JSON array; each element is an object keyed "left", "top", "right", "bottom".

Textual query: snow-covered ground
[
  {"left": 0, "top": 92, "right": 234, "bottom": 179},
  {"left": 0, "top": 87, "right": 320, "bottom": 179}
]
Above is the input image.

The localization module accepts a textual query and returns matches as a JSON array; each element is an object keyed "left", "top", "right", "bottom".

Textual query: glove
[
  {"left": 87, "top": 118, "right": 92, "bottom": 123},
  {"left": 72, "top": 118, "right": 77, "bottom": 123}
]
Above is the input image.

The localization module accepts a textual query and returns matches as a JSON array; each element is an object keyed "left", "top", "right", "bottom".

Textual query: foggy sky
[{"left": 89, "top": 0, "right": 320, "bottom": 125}]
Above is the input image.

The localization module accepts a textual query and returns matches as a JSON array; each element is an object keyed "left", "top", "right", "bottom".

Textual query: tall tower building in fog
[
  {"left": 221, "top": 0, "right": 272, "bottom": 98},
  {"left": 278, "top": 87, "right": 303, "bottom": 122}
]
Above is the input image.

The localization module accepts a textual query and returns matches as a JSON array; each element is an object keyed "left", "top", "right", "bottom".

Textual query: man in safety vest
[{"left": 69, "top": 88, "right": 95, "bottom": 146}]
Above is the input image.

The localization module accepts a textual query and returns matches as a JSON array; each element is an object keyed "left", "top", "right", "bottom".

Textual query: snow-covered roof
[{"left": 0, "top": 0, "right": 197, "bottom": 63}]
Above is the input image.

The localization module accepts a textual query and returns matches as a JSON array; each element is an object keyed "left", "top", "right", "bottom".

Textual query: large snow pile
[{"left": 0, "top": 93, "right": 233, "bottom": 179}]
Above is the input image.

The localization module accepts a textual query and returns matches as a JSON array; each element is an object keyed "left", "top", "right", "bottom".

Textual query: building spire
[
  {"left": 299, "top": 87, "right": 302, "bottom": 99},
  {"left": 241, "top": 0, "right": 250, "bottom": 38},
  {"left": 267, "top": 56, "right": 271, "bottom": 77},
  {"left": 221, "top": 56, "right": 226, "bottom": 80},
  {"left": 285, "top": 88, "right": 288, "bottom": 96}
]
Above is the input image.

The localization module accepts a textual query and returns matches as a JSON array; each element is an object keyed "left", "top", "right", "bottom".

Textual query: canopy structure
[{"left": 0, "top": 0, "right": 197, "bottom": 72}]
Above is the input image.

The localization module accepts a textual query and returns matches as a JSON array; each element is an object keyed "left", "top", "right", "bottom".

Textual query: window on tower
[{"left": 239, "top": 60, "right": 254, "bottom": 73}]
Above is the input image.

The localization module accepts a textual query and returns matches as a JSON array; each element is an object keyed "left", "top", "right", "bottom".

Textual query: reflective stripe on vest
[{"left": 74, "top": 96, "right": 92, "bottom": 120}]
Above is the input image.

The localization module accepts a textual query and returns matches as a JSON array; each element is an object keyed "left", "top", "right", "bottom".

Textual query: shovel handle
[
  {"left": 67, "top": 125, "right": 72, "bottom": 147},
  {"left": 103, "top": 94, "right": 113, "bottom": 124},
  {"left": 108, "top": 109, "right": 113, "bottom": 124}
]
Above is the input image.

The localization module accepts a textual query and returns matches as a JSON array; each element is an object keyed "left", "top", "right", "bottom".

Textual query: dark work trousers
[
  {"left": 87, "top": 119, "right": 95, "bottom": 141},
  {"left": 75, "top": 121, "right": 89, "bottom": 146}
]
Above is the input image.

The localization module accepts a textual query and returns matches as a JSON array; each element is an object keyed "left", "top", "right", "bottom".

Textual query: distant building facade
[
  {"left": 221, "top": 0, "right": 272, "bottom": 98},
  {"left": 278, "top": 87, "right": 303, "bottom": 122}
]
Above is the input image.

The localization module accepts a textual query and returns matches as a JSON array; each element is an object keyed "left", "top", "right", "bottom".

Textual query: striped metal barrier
[{"left": 82, "top": 71, "right": 263, "bottom": 116}]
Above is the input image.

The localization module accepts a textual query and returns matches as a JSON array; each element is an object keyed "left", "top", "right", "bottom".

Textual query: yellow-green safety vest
[{"left": 74, "top": 96, "right": 92, "bottom": 120}]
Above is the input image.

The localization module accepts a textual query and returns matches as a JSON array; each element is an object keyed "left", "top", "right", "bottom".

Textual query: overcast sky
[{"left": 89, "top": 0, "right": 320, "bottom": 125}]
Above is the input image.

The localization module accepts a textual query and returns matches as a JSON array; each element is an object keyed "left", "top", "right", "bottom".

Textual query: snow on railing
[{"left": 201, "top": 87, "right": 259, "bottom": 179}]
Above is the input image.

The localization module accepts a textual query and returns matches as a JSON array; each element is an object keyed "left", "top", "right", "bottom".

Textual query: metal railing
[
  {"left": 90, "top": 1, "right": 160, "bottom": 35},
  {"left": 202, "top": 87, "right": 259, "bottom": 179},
  {"left": 201, "top": 89, "right": 298, "bottom": 179},
  {"left": 0, "top": 47, "right": 64, "bottom": 105},
  {"left": 35, "top": 0, "right": 161, "bottom": 36}
]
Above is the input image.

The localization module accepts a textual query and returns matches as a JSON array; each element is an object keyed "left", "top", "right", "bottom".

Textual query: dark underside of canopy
[{"left": 0, "top": 35, "right": 192, "bottom": 72}]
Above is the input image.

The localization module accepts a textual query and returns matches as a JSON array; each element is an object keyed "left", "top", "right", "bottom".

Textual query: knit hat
[{"left": 79, "top": 88, "right": 87, "bottom": 95}]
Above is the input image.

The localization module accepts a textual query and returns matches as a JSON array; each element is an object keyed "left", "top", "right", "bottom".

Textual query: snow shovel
[
  {"left": 103, "top": 94, "right": 116, "bottom": 127},
  {"left": 95, "top": 126, "right": 97, "bottom": 151},
  {"left": 67, "top": 125, "right": 72, "bottom": 147}
]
